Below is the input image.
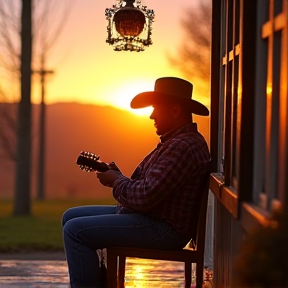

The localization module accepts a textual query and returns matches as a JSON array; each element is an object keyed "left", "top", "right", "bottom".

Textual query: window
[
  {"left": 219, "top": 0, "right": 241, "bottom": 191},
  {"left": 254, "top": 0, "right": 287, "bottom": 212},
  {"left": 210, "top": 0, "right": 243, "bottom": 217},
  {"left": 210, "top": 0, "right": 288, "bottom": 225}
]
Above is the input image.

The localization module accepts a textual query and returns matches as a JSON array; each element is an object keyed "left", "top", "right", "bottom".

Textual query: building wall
[
  {"left": 210, "top": 0, "right": 288, "bottom": 287},
  {"left": 213, "top": 200, "right": 245, "bottom": 287}
]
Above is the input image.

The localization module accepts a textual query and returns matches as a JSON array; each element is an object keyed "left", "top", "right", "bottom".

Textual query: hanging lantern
[
  {"left": 114, "top": 8, "right": 145, "bottom": 37},
  {"left": 105, "top": 0, "right": 155, "bottom": 52}
]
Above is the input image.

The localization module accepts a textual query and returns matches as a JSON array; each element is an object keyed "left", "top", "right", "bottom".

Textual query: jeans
[{"left": 62, "top": 205, "right": 189, "bottom": 288}]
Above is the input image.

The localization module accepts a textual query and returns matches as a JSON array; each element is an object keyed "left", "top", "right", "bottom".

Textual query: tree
[
  {"left": 169, "top": 0, "right": 212, "bottom": 98},
  {"left": 0, "top": 0, "right": 74, "bottom": 214},
  {"left": 0, "top": 1, "right": 21, "bottom": 162},
  {"left": 13, "top": 0, "right": 33, "bottom": 215}
]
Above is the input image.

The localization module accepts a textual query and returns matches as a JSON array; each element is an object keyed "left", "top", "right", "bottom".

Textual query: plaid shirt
[{"left": 112, "top": 123, "right": 210, "bottom": 239}]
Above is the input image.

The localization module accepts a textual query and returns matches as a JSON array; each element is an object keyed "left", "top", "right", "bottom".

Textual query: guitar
[{"left": 76, "top": 151, "right": 109, "bottom": 172}]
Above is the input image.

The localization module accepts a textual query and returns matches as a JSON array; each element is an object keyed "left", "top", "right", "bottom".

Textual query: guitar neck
[{"left": 76, "top": 155, "right": 109, "bottom": 172}]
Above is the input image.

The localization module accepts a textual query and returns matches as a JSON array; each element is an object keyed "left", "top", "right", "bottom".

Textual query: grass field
[{"left": 0, "top": 198, "right": 115, "bottom": 252}]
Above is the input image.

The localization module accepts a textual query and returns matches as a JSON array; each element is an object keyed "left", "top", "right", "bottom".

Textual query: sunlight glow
[
  {"left": 266, "top": 82, "right": 272, "bottom": 99},
  {"left": 134, "top": 266, "right": 144, "bottom": 280},
  {"left": 111, "top": 81, "right": 154, "bottom": 116}
]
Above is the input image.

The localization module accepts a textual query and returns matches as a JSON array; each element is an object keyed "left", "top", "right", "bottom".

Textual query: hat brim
[{"left": 130, "top": 92, "right": 209, "bottom": 116}]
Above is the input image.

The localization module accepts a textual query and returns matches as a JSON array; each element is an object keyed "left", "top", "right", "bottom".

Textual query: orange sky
[{"left": 30, "top": 0, "right": 208, "bottom": 115}]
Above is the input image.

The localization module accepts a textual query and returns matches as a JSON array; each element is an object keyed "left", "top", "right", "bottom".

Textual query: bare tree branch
[
  {"left": 168, "top": 0, "right": 212, "bottom": 95},
  {"left": 0, "top": 0, "right": 75, "bottom": 163},
  {"left": 0, "top": 2, "right": 20, "bottom": 73},
  {"left": 0, "top": 102, "right": 17, "bottom": 161},
  {"left": 33, "top": 0, "right": 74, "bottom": 63}
]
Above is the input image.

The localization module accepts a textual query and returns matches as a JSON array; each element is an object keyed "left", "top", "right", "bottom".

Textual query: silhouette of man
[{"left": 62, "top": 77, "right": 210, "bottom": 288}]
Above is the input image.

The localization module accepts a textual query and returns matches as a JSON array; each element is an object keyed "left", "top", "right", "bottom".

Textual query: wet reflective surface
[
  {"left": 123, "top": 258, "right": 187, "bottom": 288},
  {"left": 0, "top": 258, "right": 211, "bottom": 287},
  {"left": 0, "top": 260, "right": 69, "bottom": 288}
]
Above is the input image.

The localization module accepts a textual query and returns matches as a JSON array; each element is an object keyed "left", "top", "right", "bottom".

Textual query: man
[{"left": 62, "top": 77, "right": 210, "bottom": 288}]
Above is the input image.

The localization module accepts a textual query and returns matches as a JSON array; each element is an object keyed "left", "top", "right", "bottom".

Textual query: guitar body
[{"left": 76, "top": 151, "right": 109, "bottom": 172}]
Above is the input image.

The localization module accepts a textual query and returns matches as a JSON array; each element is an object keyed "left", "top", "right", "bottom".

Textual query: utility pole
[{"left": 33, "top": 66, "right": 54, "bottom": 200}]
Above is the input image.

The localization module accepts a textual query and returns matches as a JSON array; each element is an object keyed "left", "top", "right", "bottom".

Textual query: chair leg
[
  {"left": 107, "top": 250, "right": 118, "bottom": 288},
  {"left": 184, "top": 262, "right": 192, "bottom": 288},
  {"left": 195, "top": 261, "right": 204, "bottom": 288},
  {"left": 118, "top": 256, "right": 126, "bottom": 288}
]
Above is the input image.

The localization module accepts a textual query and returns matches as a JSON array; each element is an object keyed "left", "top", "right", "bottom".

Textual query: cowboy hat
[{"left": 130, "top": 77, "right": 209, "bottom": 116}]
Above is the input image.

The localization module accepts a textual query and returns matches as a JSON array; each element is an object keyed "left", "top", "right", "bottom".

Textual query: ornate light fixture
[{"left": 105, "top": 0, "right": 155, "bottom": 52}]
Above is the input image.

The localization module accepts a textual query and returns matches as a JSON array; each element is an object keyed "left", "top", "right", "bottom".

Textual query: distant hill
[{"left": 0, "top": 102, "right": 209, "bottom": 199}]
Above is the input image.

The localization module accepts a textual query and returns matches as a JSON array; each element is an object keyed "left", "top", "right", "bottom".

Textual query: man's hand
[{"left": 96, "top": 162, "right": 123, "bottom": 187}]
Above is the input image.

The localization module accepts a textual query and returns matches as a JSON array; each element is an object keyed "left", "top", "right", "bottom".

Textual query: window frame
[{"left": 210, "top": 0, "right": 288, "bottom": 229}]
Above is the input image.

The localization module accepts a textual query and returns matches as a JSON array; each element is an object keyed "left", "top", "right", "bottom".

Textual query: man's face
[{"left": 149, "top": 103, "right": 175, "bottom": 135}]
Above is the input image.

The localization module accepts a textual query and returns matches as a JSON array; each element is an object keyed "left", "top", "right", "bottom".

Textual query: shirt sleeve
[{"left": 112, "top": 139, "right": 196, "bottom": 212}]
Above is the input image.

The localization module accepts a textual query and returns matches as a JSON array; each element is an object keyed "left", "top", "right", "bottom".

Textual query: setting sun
[{"left": 110, "top": 81, "right": 154, "bottom": 116}]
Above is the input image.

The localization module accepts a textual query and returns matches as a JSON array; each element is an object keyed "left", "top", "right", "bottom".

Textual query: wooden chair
[{"left": 107, "top": 172, "right": 210, "bottom": 288}]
